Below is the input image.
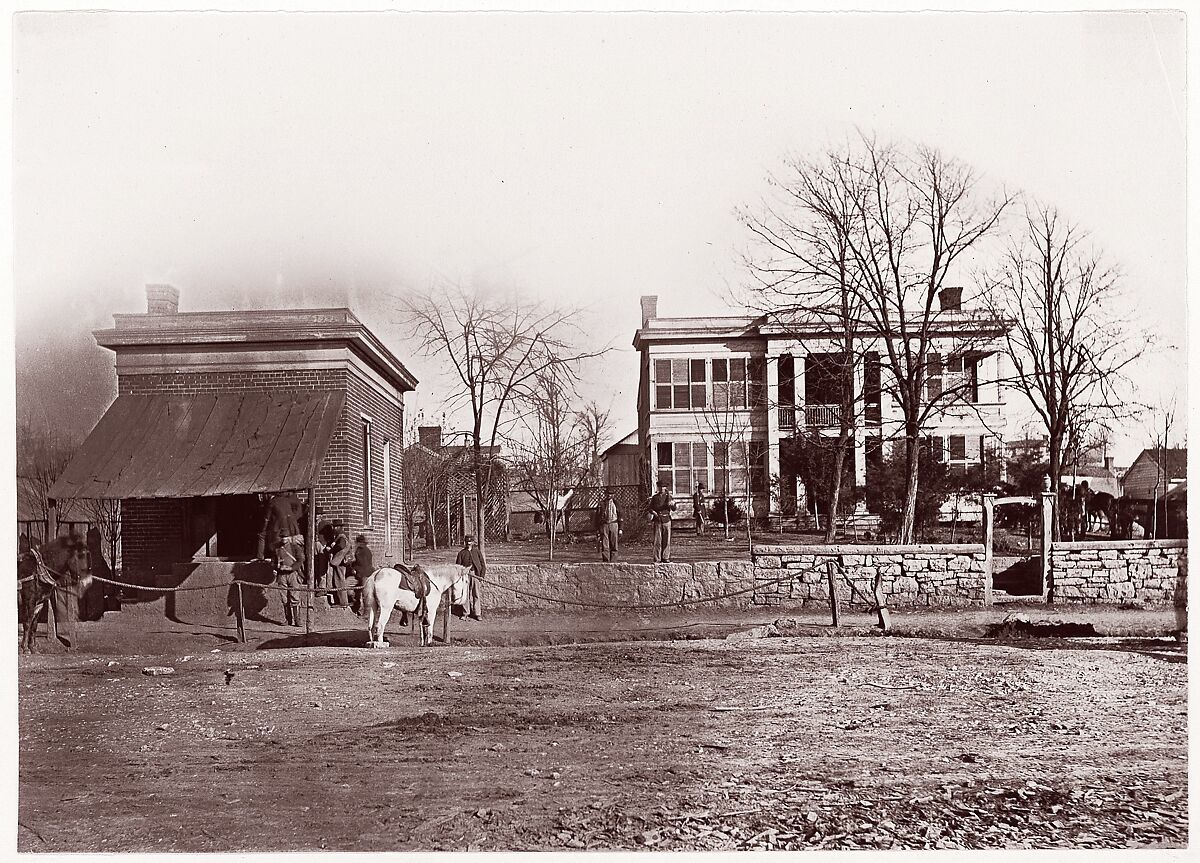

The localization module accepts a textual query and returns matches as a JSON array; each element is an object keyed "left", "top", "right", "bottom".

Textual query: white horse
[{"left": 363, "top": 563, "right": 472, "bottom": 648}]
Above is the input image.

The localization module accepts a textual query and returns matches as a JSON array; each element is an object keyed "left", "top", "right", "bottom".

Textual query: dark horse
[
  {"left": 18, "top": 535, "right": 92, "bottom": 653},
  {"left": 1087, "top": 491, "right": 1116, "bottom": 535}
]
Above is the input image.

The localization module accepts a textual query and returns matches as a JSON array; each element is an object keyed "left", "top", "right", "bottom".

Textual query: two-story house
[{"left": 633, "top": 291, "right": 1013, "bottom": 522}]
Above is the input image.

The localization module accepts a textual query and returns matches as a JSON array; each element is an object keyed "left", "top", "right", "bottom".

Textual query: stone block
[
  {"left": 894, "top": 576, "right": 919, "bottom": 594},
  {"left": 928, "top": 559, "right": 947, "bottom": 572},
  {"left": 720, "top": 560, "right": 756, "bottom": 581},
  {"left": 904, "top": 558, "right": 929, "bottom": 572},
  {"left": 756, "top": 555, "right": 782, "bottom": 569}
]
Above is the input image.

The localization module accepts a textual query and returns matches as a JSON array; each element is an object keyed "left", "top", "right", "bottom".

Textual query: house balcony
[
  {"left": 805, "top": 403, "right": 840, "bottom": 427},
  {"left": 778, "top": 404, "right": 796, "bottom": 429}
]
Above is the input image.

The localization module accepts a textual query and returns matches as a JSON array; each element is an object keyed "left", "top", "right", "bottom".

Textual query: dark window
[
  {"left": 949, "top": 435, "right": 967, "bottom": 461},
  {"left": 749, "top": 441, "right": 768, "bottom": 493},
  {"left": 749, "top": 357, "right": 766, "bottom": 407},
  {"left": 805, "top": 352, "right": 849, "bottom": 405},
  {"left": 656, "top": 441, "right": 673, "bottom": 491},
  {"left": 926, "top": 353, "right": 943, "bottom": 402},
  {"left": 362, "top": 418, "right": 373, "bottom": 525}
]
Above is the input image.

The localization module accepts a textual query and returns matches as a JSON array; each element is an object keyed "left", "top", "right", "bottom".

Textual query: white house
[{"left": 633, "top": 291, "right": 1013, "bottom": 521}]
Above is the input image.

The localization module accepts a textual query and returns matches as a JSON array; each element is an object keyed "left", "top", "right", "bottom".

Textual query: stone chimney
[
  {"left": 146, "top": 284, "right": 180, "bottom": 315},
  {"left": 418, "top": 425, "right": 442, "bottom": 449},
  {"left": 1104, "top": 456, "right": 1114, "bottom": 472},
  {"left": 640, "top": 295, "right": 658, "bottom": 326},
  {"left": 938, "top": 287, "right": 963, "bottom": 312}
]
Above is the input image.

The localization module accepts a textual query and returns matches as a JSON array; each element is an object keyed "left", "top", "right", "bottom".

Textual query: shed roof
[{"left": 49, "top": 391, "right": 344, "bottom": 500}]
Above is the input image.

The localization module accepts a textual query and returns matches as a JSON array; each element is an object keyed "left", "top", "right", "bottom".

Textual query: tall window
[
  {"left": 362, "top": 417, "right": 373, "bottom": 525},
  {"left": 945, "top": 355, "right": 980, "bottom": 403},
  {"left": 925, "top": 353, "right": 944, "bottom": 402},
  {"left": 864, "top": 352, "right": 882, "bottom": 424},
  {"left": 748, "top": 441, "right": 768, "bottom": 493},
  {"left": 654, "top": 358, "right": 706, "bottom": 410},
  {"left": 656, "top": 441, "right": 708, "bottom": 494},
  {"left": 712, "top": 358, "right": 761, "bottom": 410}
]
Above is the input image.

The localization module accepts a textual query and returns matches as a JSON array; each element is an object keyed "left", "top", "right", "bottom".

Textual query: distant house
[
  {"left": 1122, "top": 448, "right": 1186, "bottom": 502},
  {"left": 408, "top": 425, "right": 508, "bottom": 545},
  {"left": 599, "top": 431, "right": 640, "bottom": 488},
  {"left": 1060, "top": 459, "right": 1122, "bottom": 499}
]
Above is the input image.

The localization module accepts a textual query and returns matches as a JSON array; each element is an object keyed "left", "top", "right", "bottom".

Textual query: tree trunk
[
  {"left": 548, "top": 487, "right": 557, "bottom": 561},
  {"left": 898, "top": 434, "right": 921, "bottom": 544},
  {"left": 824, "top": 438, "right": 848, "bottom": 544}
]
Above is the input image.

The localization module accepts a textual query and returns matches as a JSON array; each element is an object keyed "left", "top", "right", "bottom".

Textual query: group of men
[
  {"left": 256, "top": 489, "right": 484, "bottom": 627},
  {"left": 594, "top": 481, "right": 709, "bottom": 564}
]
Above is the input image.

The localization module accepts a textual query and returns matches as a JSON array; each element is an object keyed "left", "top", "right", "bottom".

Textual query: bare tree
[
  {"left": 742, "top": 133, "right": 1011, "bottom": 544},
  {"left": 696, "top": 390, "right": 757, "bottom": 542},
  {"left": 400, "top": 283, "right": 606, "bottom": 554},
  {"left": 17, "top": 422, "right": 79, "bottom": 530},
  {"left": 1147, "top": 395, "right": 1178, "bottom": 539},
  {"left": 740, "top": 149, "right": 871, "bottom": 541},
  {"left": 982, "top": 201, "right": 1146, "bottom": 538},
  {"left": 78, "top": 498, "right": 121, "bottom": 573},
  {"left": 506, "top": 369, "right": 606, "bottom": 560},
  {"left": 401, "top": 435, "right": 452, "bottom": 553}
]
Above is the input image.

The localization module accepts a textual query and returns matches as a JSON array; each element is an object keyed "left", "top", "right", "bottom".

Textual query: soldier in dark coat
[
  {"left": 327, "top": 520, "right": 352, "bottom": 607},
  {"left": 256, "top": 491, "right": 305, "bottom": 566},
  {"left": 454, "top": 535, "right": 485, "bottom": 621},
  {"left": 349, "top": 535, "right": 374, "bottom": 615},
  {"left": 648, "top": 481, "right": 676, "bottom": 563}
]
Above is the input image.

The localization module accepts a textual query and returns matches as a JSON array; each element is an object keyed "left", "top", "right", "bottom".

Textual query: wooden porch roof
[{"left": 49, "top": 391, "right": 345, "bottom": 500}]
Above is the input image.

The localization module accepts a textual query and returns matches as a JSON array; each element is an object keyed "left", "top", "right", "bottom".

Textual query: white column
[{"left": 765, "top": 347, "right": 781, "bottom": 513}]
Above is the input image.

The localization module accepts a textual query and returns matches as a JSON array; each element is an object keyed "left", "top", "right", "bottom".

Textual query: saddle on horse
[{"left": 398, "top": 566, "right": 433, "bottom": 621}]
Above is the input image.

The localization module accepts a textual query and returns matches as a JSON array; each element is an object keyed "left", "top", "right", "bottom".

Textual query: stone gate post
[
  {"left": 1040, "top": 491, "right": 1056, "bottom": 603},
  {"left": 982, "top": 493, "right": 995, "bottom": 606}
]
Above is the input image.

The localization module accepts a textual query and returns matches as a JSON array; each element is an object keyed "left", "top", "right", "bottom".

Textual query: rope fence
[{"left": 20, "top": 565, "right": 829, "bottom": 645}]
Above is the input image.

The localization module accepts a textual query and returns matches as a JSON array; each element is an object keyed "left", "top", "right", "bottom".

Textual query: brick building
[{"left": 50, "top": 285, "right": 417, "bottom": 583}]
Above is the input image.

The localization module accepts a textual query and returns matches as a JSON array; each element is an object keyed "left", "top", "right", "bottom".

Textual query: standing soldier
[
  {"left": 455, "top": 535, "right": 485, "bottom": 621},
  {"left": 648, "top": 480, "right": 676, "bottom": 563},
  {"left": 327, "top": 520, "right": 352, "bottom": 607},
  {"left": 349, "top": 534, "right": 374, "bottom": 615},
  {"left": 275, "top": 535, "right": 303, "bottom": 627},
  {"left": 693, "top": 483, "right": 707, "bottom": 536},
  {"left": 598, "top": 489, "right": 621, "bottom": 562},
  {"left": 257, "top": 491, "right": 306, "bottom": 621}
]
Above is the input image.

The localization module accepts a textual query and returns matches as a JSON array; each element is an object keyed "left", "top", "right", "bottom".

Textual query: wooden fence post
[
  {"left": 305, "top": 487, "right": 316, "bottom": 638},
  {"left": 827, "top": 559, "right": 841, "bottom": 628},
  {"left": 235, "top": 581, "right": 246, "bottom": 644}
]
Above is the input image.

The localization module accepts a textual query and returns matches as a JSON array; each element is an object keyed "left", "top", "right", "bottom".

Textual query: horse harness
[{"left": 18, "top": 549, "right": 61, "bottom": 588}]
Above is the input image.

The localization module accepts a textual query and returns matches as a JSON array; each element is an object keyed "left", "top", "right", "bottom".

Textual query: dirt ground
[{"left": 17, "top": 622, "right": 1187, "bottom": 851}]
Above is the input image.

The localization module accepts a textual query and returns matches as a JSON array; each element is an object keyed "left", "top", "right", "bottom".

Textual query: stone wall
[
  {"left": 1050, "top": 540, "right": 1187, "bottom": 604},
  {"left": 752, "top": 544, "right": 988, "bottom": 609},
  {"left": 482, "top": 544, "right": 988, "bottom": 612}
]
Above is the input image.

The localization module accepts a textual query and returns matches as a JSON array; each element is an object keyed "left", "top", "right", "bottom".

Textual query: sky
[{"left": 10, "top": 8, "right": 1189, "bottom": 466}]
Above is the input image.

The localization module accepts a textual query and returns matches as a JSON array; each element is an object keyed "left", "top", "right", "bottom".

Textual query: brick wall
[
  {"left": 122, "top": 498, "right": 186, "bottom": 582},
  {"left": 313, "top": 368, "right": 405, "bottom": 564},
  {"left": 1050, "top": 540, "right": 1187, "bottom": 604},
  {"left": 118, "top": 369, "right": 344, "bottom": 395},
  {"left": 118, "top": 365, "right": 405, "bottom": 569},
  {"left": 478, "top": 544, "right": 987, "bottom": 612}
]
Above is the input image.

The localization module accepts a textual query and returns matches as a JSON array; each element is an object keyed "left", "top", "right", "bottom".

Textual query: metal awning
[{"left": 49, "top": 391, "right": 345, "bottom": 500}]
